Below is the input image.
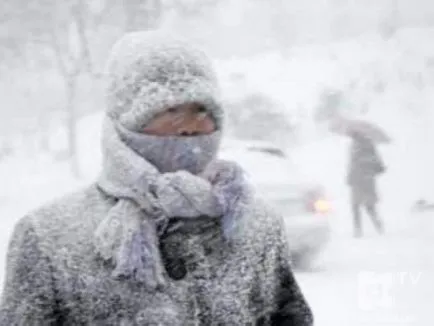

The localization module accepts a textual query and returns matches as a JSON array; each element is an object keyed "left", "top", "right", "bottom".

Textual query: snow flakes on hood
[{"left": 104, "top": 30, "right": 223, "bottom": 131}]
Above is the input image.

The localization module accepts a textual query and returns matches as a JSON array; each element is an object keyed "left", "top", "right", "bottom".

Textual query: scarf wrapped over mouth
[{"left": 94, "top": 117, "right": 253, "bottom": 289}]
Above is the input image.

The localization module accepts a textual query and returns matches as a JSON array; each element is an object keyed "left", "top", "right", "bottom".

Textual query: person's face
[{"left": 142, "top": 102, "right": 217, "bottom": 136}]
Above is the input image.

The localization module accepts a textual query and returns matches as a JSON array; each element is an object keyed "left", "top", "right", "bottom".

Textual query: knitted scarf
[{"left": 94, "top": 117, "right": 252, "bottom": 289}]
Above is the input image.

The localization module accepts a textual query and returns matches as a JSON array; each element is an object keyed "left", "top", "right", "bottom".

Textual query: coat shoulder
[
  {"left": 250, "top": 196, "right": 284, "bottom": 232},
  {"left": 18, "top": 184, "right": 110, "bottom": 252},
  {"left": 242, "top": 195, "right": 286, "bottom": 247}
]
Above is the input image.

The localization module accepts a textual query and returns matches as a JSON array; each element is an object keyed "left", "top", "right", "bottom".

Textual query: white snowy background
[{"left": 1, "top": 1, "right": 434, "bottom": 325}]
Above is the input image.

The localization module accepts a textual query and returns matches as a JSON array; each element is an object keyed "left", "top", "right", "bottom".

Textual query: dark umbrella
[{"left": 329, "top": 117, "right": 391, "bottom": 144}]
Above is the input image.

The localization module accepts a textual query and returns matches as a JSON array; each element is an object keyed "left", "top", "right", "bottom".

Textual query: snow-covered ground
[{"left": 299, "top": 224, "right": 434, "bottom": 326}]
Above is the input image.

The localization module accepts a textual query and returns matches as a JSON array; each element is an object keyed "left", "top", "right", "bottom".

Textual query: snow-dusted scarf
[{"left": 94, "top": 117, "right": 252, "bottom": 289}]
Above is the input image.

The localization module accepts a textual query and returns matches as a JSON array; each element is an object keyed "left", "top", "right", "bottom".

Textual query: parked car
[
  {"left": 219, "top": 139, "right": 331, "bottom": 268},
  {"left": 412, "top": 198, "right": 434, "bottom": 213}
]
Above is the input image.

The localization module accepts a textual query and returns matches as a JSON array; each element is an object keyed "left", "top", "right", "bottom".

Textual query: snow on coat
[{"left": 0, "top": 31, "right": 313, "bottom": 325}]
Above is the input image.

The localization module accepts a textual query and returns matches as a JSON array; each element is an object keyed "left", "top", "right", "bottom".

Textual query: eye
[
  {"left": 166, "top": 107, "right": 179, "bottom": 114},
  {"left": 198, "top": 105, "right": 207, "bottom": 113},
  {"left": 196, "top": 105, "right": 207, "bottom": 113}
]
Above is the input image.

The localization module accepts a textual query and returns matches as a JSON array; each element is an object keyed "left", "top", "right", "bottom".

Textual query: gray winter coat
[
  {"left": 347, "top": 136, "right": 385, "bottom": 205},
  {"left": 0, "top": 31, "right": 313, "bottom": 325},
  {"left": 0, "top": 185, "right": 312, "bottom": 325}
]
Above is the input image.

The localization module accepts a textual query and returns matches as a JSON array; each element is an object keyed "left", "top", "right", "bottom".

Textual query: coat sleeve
[
  {"left": 263, "top": 215, "right": 314, "bottom": 326},
  {"left": 0, "top": 217, "right": 59, "bottom": 325}
]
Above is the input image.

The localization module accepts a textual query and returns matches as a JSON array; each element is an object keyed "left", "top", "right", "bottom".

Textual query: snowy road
[{"left": 295, "top": 209, "right": 434, "bottom": 326}]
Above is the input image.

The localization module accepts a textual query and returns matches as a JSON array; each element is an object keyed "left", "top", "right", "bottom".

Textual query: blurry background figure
[
  {"left": 347, "top": 131, "right": 386, "bottom": 237},
  {"left": 330, "top": 117, "right": 390, "bottom": 238}
]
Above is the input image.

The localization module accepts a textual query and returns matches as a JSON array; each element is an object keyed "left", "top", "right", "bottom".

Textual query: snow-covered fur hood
[{"left": 104, "top": 30, "right": 223, "bottom": 131}]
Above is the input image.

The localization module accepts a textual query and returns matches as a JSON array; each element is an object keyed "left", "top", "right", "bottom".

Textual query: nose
[
  {"left": 177, "top": 111, "right": 214, "bottom": 136},
  {"left": 180, "top": 130, "right": 199, "bottom": 136},
  {"left": 178, "top": 122, "right": 201, "bottom": 136}
]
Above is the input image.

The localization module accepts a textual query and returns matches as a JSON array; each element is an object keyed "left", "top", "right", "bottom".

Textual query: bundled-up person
[
  {"left": 0, "top": 31, "right": 313, "bottom": 325},
  {"left": 347, "top": 131, "right": 386, "bottom": 237}
]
